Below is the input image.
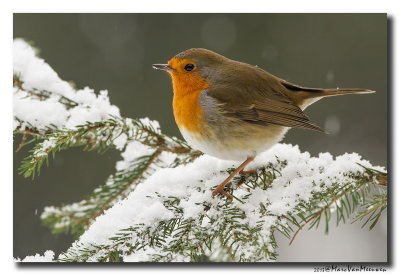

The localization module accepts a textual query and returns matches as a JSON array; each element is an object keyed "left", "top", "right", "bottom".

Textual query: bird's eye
[{"left": 184, "top": 63, "right": 195, "bottom": 72}]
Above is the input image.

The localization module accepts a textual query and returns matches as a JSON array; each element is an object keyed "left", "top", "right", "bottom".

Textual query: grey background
[{"left": 13, "top": 14, "right": 387, "bottom": 261}]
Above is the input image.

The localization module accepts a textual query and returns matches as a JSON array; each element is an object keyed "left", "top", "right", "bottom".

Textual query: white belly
[{"left": 180, "top": 126, "right": 288, "bottom": 161}]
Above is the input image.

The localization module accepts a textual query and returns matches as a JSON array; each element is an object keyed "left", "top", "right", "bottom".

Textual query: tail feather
[
  {"left": 317, "top": 87, "right": 375, "bottom": 97},
  {"left": 280, "top": 79, "right": 375, "bottom": 111},
  {"left": 280, "top": 80, "right": 375, "bottom": 104},
  {"left": 281, "top": 80, "right": 375, "bottom": 96}
]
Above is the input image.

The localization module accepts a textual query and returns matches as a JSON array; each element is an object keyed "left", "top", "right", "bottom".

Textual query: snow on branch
[
  {"left": 15, "top": 250, "right": 55, "bottom": 262},
  {"left": 13, "top": 39, "right": 120, "bottom": 133},
  {"left": 13, "top": 39, "right": 387, "bottom": 262},
  {"left": 58, "top": 145, "right": 386, "bottom": 262}
]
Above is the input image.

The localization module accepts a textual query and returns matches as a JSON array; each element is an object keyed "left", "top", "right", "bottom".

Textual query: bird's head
[{"left": 153, "top": 48, "right": 228, "bottom": 95}]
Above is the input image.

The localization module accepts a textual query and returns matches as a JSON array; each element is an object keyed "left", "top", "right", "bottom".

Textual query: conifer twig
[{"left": 289, "top": 197, "right": 339, "bottom": 245}]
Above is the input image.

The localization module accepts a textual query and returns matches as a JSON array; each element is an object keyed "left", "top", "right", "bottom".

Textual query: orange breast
[{"left": 171, "top": 71, "right": 210, "bottom": 136}]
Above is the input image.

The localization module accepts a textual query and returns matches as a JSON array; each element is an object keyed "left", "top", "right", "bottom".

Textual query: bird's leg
[{"left": 212, "top": 156, "right": 255, "bottom": 199}]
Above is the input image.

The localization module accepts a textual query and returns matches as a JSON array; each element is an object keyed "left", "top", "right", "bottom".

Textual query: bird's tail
[
  {"left": 280, "top": 80, "right": 375, "bottom": 108},
  {"left": 313, "top": 87, "right": 375, "bottom": 97}
]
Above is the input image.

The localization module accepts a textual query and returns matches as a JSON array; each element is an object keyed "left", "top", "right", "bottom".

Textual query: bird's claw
[{"left": 212, "top": 188, "right": 233, "bottom": 200}]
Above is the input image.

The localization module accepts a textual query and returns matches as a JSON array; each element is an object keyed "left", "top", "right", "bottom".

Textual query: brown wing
[{"left": 205, "top": 83, "right": 325, "bottom": 133}]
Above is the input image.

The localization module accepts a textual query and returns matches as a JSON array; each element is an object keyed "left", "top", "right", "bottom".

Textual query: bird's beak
[{"left": 152, "top": 64, "right": 173, "bottom": 72}]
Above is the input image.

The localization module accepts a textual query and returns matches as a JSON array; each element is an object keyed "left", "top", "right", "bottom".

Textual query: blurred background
[{"left": 13, "top": 14, "right": 387, "bottom": 261}]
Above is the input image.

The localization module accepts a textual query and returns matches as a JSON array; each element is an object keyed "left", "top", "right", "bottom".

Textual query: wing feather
[{"left": 205, "top": 83, "right": 325, "bottom": 133}]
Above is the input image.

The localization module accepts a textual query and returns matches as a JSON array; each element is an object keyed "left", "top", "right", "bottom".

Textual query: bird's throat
[{"left": 171, "top": 72, "right": 210, "bottom": 136}]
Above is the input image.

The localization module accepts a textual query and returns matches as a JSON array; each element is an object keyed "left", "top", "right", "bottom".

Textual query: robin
[{"left": 153, "top": 48, "right": 374, "bottom": 199}]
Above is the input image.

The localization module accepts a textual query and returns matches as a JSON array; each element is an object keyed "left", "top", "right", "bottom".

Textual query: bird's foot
[
  {"left": 212, "top": 187, "right": 233, "bottom": 200},
  {"left": 211, "top": 156, "right": 256, "bottom": 201}
]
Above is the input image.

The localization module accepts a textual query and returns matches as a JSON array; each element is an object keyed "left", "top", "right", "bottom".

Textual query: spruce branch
[
  {"left": 58, "top": 194, "right": 279, "bottom": 262},
  {"left": 17, "top": 119, "right": 126, "bottom": 179},
  {"left": 277, "top": 166, "right": 387, "bottom": 245},
  {"left": 13, "top": 74, "right": 79, "bottom": 109},
  {"left": 17, "top": 116, "right": 201, "bottom": 179},
  {"left": 352, "top": 189, "right": 387, "bottom": 230},
  {"left": 54, "top": 155, "right": 386, "bottom": 262}
]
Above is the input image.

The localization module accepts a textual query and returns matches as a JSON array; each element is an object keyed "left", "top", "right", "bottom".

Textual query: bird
[{"left": 153, "top": 48, "right": 374, "bottom": 199}]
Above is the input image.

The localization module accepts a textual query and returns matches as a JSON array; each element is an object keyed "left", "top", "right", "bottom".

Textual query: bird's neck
[{"left": 171, "top": 73, "right": 210, "bottom": 136}]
